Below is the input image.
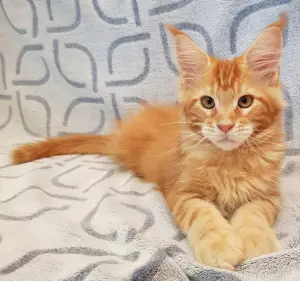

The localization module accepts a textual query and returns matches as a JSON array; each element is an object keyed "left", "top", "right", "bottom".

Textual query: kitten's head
[{"left": 168, "top": 14, "right": 287, "bottom": 151}]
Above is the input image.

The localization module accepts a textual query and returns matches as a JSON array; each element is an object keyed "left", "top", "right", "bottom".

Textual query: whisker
[
  {"left": 248, "top": 133, "right": 282, "bottom": 147},
  {"left": 246, "top": 139, "right": 264, "bottom": 159},
  {"left": 160, "top": 121, "right": 193, "bottom": 127},
  {"left": 248, "top": 139, "right": 265, "bottom": 155},
  {"left": 183, "top": 137, "right": 207, "bottom": 162},
  {"left": 163, "top": 138, "right": 197, "bottom": 156},
  {"left": 161, "top": 132, "right": 201, "bottom": 157}
]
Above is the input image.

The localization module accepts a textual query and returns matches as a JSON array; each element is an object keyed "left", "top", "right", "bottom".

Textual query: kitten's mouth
[
  {"left": 214, "top": 137, "right": 241, "bottom": 151},
  {"left": 216, "top": 137, "right": 237, "bottom": 144}
]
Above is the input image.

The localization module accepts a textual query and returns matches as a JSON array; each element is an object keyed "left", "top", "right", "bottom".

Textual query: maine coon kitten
[{"left": 12, "top": 14, "right": 287, "bottom": 270}]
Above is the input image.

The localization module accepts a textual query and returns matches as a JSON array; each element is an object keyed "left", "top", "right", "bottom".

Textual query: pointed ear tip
[
  {"left": 275, "top": 13, "right": 288, "bottom": 29},
  {"left": 265, "top": 13, "right": 288, "bottom": 33},
  {"left": 279, "top": 12, "right": 288, "bottom": 26}
]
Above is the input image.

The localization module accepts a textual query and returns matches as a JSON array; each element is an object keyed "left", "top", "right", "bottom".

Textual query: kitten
[{"left": 12, "top": 14, "right": 287, "bottom": 270}]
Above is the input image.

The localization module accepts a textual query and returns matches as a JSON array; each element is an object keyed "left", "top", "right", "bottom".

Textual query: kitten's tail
[{"left": 12, "top": 134, "right": 115, "bottom": 164}]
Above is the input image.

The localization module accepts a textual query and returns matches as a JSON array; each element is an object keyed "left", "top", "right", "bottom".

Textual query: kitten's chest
[
  {"left": 187, "top": 148, "right": 282, "bottom": 217},
  {"left": 197, "top": 165, "right": 270, "bottom": 217},
  {"left": 211, "top": 172, "right": 253, "bottom": 217}
]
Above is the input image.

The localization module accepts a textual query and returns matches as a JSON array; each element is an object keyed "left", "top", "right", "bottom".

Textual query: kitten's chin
[{"left": 213, "top": 139, "right": 243, "bottom": 151}]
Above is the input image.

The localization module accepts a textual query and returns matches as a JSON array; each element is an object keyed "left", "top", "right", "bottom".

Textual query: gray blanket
[{"left": 0, "top": 0, "right": 300, "bottom": 280}]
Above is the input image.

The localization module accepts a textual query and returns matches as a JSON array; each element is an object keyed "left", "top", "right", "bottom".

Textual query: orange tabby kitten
[{"left": 12, "top": 15, "right": 287, "bottom": 270}]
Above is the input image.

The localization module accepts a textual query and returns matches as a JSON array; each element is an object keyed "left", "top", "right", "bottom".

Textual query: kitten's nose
[{"left": 217, "top": 124, "right": 235, "bottom": 133}]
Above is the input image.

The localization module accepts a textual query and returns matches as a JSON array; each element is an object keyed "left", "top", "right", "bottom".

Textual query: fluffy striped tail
[{"left": 12, "top": 134, "right": 114, "bottom": 164}]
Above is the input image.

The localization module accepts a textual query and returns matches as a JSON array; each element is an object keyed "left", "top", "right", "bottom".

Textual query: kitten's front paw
[
  {"left": 192, "top": 228, "right": 244, "bottom": 270},
  {"left": 236, "top": 226, "right": 280, "bottom": 260}
]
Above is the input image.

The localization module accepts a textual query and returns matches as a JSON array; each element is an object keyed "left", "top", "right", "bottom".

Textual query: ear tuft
[{"left": 274, "top": 13, "right": 288, "bottom": 30}]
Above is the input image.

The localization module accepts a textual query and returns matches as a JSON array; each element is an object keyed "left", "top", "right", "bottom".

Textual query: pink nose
[{"left": 217, "top": 124, "right": 235, "bottom": 133}]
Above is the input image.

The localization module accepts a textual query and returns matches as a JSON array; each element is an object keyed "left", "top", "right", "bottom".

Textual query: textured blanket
[{"left": 0, "top": 0, "right": 299, "bottom": 280}]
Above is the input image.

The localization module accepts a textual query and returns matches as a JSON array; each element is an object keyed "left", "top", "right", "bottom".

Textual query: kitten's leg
[
  {"left": 168, "top": 194, "right": 244, "bottom": 270},
  {"left": 231, "top": 196, "right": 280, "bottom": 260}
]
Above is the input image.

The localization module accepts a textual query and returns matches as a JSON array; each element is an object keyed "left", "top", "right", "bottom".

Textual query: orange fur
[{"left": 12, "top": 15, "right": 287, "bottom": 270}]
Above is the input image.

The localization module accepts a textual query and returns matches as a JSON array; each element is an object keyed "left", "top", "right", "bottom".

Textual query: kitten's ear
[
  {"left": 166, "top": 25, "right": 210, "bottom": 89},
  {"left": 243, "top": 13, "right": 287, "bottom": 86}
]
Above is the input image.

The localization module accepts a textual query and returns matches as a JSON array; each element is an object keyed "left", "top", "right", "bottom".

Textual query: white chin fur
[{"left": 213, "top": 139, "right": 243, "bottom": 151}]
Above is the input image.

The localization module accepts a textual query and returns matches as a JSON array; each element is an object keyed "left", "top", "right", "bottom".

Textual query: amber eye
[
  {"left": 201, "top": 96, "right": 215, "bottom": 109},
  {"left": 238, "top": 95, "right": 254, "bottom": 108}
]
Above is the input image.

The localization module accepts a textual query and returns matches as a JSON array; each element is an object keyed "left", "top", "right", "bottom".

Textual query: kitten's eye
[
  {"left": 201, "top": 96, "right": 215, "bottom": 109},
  {"left": 238, "top": 95, "right": 254, "bottom": 108}
]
